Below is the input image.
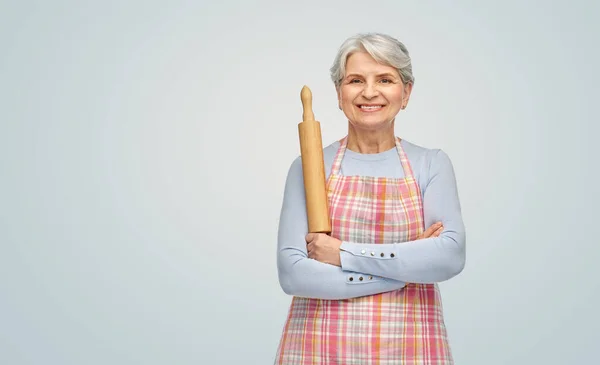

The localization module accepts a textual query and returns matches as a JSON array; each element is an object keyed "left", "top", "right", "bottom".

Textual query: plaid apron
[{"left": 275, "top": 136, "right": 453, "bottom": 364}]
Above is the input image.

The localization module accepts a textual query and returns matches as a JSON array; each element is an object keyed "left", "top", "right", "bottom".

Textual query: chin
[{"left": 350, "top": 119, "right": 393, "bottom": 131}]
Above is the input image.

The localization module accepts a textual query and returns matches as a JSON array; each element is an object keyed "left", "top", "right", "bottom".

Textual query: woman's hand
[
  {"left": 306, "top": 233, "right": 342, "bottom": 267},
  {"left": 418, "top": 222, "right": 444, "bottom": 239}
]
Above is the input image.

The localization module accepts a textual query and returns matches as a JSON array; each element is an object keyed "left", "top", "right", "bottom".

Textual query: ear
[
  {"left": 403, "top": 82, "right": 413, "bottom": 106},
  {"left": 336, "top": 87, "right": 342, "bottom": 110}
]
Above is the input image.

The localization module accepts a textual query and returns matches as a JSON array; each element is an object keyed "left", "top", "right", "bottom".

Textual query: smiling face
[{"left": 337, "top": 51, "right": 412, "bottom": 131}]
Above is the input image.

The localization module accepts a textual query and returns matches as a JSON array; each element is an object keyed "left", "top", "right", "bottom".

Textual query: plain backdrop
[{"left": 1, "top": 0, "right": 598, "bottom": 364}]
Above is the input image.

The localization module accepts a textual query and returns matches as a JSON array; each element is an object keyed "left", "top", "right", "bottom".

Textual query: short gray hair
[{"left": 329, "top": 33, "right": 414, "bottom": 88}]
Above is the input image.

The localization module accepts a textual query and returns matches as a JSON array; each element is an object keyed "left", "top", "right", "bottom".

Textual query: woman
[{"left": 274, "top": 33, "right": 466, "bottom": 364}]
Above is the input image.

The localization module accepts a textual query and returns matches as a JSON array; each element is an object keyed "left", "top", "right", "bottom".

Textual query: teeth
[{"left": 360, "top": 105, "right": 382, "bottom": 110}]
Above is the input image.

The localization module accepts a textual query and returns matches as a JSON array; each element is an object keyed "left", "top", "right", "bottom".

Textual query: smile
[{"left": 358, "top": 105, "right": 384, "bottom": 111}]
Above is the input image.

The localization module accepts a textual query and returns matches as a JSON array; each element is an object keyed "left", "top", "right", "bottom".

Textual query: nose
[{"left": 361, "top": 82, "right": 379, "bottom": 99}]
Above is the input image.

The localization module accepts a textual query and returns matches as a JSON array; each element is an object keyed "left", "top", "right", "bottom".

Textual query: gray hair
[{"left": 329, "top": 33, "right": 414, "bottom": 88}]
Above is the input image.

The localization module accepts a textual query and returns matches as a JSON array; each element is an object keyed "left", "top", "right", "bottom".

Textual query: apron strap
[{"left": 330, "top": 135, "right": 348, "bottom": 176}]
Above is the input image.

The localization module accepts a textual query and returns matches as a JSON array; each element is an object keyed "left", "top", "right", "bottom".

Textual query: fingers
[
  {"left": 428, "top": 222, "right": 443, "bottom": 235},
  {"left": 424, "top": 222, "right": 442, "bottom": 237},
  {"left": 306, "top": 232, "right": 325, "bottom": 242},
  {"left": 419, "top": 222, "right": 443, "bottom": 239},
  {"left": 306, "top": 234, "right": 322, "bottom": 259}
]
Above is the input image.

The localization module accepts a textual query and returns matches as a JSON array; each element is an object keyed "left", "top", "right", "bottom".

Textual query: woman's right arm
[{"left": 276, "top": 156, "right": 407, "bottom": 300}]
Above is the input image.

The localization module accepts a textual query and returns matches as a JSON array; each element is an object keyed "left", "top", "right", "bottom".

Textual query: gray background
[{"left": 1, "top": 0, "right": 598, "bottom": 364}]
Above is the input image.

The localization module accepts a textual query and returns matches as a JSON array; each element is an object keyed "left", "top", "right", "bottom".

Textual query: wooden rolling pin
[{"left": 298, "top": 85, "right": 332, "bottom": 234}]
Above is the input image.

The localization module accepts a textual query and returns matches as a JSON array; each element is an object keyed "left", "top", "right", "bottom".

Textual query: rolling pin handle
[{"left": 301, "top": 85, "right": 315, "bottom": 122}]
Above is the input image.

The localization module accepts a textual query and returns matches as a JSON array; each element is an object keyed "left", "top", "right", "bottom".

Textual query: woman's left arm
[{"left": 338, "top": 149, "right": 466, "bottom": 283}]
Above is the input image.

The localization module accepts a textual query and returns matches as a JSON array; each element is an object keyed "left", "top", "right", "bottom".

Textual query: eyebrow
[{"left": 345, "top": 72, "right": 399, "bottom": 79}]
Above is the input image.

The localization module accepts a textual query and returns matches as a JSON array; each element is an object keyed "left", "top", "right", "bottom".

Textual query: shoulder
[
  {"left": 286, "top": 140, "right": 341, "bottom": 177},
  {"left": 401, "top": 138, "right": 454, "bottom": 171},
  {"left": 400, "top": 139, "right": 456, "bottom": 194}
]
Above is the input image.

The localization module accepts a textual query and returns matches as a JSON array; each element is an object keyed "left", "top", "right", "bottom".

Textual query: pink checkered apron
[{"left": 275, "top": 136, "right": 453, "bottom": 364}]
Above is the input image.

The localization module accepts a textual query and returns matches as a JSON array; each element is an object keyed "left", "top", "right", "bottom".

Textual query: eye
[
  {"left": 380, "top": 78, "right": 392, "bottom": 83},
  {"left": 349, "top": 79, "right": 362, "bottom": 84}
]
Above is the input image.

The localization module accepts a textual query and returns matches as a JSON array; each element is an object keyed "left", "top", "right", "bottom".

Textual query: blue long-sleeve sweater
[{"left": 276, "top": 138, "right": 466, "bottom": 300}]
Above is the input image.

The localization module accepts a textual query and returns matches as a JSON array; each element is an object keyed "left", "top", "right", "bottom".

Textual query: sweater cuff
[{"left": 339, "top": 242, "right": 398, "bottom": 273}]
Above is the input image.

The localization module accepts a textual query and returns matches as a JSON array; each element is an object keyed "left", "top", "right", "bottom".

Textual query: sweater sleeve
[
  {"left": 276, "top": 156, "right": 407, "bottom": 300},
  {"left": 338, "top": 149, "right": 466, "bottom": 283}
]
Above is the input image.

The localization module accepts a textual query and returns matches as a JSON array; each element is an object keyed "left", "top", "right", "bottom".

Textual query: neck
[{"left": 346, "top": 123, "right": 396, "bottom": 154}]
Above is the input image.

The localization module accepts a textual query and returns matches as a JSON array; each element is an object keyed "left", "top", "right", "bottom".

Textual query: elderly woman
[{"left": 274, "top": 33, "right": 466, "bottom": 364}]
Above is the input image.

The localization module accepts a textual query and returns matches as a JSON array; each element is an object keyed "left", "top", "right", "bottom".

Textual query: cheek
[
  {"left": 341, "top": 96, "right": 358, "bottom": 111},
  {"left": 391, "top": 89, "right": 405, "bottom": 103},
  {"left": 340, "top": 87, "right": 358, "bottom": 104}
]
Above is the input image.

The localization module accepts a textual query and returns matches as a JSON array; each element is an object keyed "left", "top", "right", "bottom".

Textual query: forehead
[{"left": 345, "top": 51, "right": 399, "bottom": 76}]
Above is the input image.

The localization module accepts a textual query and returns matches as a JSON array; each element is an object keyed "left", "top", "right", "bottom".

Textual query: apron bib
[{"left": 275, "top": 136, "right": 453, "bottom": 364}]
